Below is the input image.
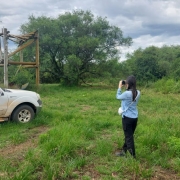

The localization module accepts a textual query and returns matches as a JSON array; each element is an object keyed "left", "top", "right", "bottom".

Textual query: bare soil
[
  {"left": 0, "top": 126, "right": 48, "bottom": 158},
  {"left": 151, "top": 167, "right": 180, "bottom": 180}
]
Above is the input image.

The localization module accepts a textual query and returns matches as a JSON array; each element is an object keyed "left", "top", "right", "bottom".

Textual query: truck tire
[{"left": 12, "top": 105, "right": 35, "bottom": 123}]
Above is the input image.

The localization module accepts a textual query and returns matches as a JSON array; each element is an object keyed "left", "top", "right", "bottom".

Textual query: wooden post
[
  {"left": 3, "top": 28, "right": 8, "bottom": 88},
  {"left": 0, "top": 22, "right": 2, "bottom": 63},
  {"left": 35, "top": 31, "right": 39, "bottom": 85},
  {"left": 20, "top": 50, "right": 23, "bottom": 62},
  {"left": 0, "top": 35, "right": 2, "bottom": 62}
]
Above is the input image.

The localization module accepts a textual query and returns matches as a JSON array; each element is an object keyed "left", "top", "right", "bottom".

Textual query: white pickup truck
[{"left": 0, "top": 87, "right": 42, "bottom": 123}]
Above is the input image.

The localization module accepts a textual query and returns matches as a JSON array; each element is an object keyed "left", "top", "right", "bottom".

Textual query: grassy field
[{"left": 0, "top": 84, "right": 180, "bottom": 179}]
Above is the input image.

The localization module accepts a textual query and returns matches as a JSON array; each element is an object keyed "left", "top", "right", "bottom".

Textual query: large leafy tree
[{"left": 20, "top": 10, "right": 132, "bottom": 85}]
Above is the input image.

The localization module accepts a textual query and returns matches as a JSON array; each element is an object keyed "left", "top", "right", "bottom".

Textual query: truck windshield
[{"left": 1, "top": 88, "right": 11, "bottom": 92}]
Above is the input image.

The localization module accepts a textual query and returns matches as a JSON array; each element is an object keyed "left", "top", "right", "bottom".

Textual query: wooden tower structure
[{"left": 0, "top": 28, "right": 39, "bottom": 88}]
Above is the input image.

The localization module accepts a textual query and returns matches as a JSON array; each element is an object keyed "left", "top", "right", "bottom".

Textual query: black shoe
[{"left": 115, "top": 150, "right": 126, "bottom": 157}]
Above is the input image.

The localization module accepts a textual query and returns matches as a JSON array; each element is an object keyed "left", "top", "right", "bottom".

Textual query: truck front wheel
[{"left": 12, "top": 105, "right": 35, "bottom": 123}]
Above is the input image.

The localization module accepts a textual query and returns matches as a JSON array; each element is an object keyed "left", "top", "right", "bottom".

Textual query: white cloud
[
  {"left": 119, "top": 33, "right": 180, "bottom": 61},
  {"left": 0, "top": 0, "right": 180, "bottom": 59}
]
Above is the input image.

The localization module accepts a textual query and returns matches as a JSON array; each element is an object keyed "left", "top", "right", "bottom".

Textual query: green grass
[{"left": 0, "top": 84, "right": 180, "bottom": 179}]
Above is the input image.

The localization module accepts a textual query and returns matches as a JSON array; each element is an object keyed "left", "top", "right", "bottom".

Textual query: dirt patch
[
  {"left": 0, "top": 126, "right": 49, "bottom": 158},
  {"left": 151, "top": 166, "right": 180, "bottom": 180},
  {"left": 80, "top": 105, "right": 92, "bottom": 112},
  {"left": 72, "top": 163, "right": 101, "bottom": 180}
]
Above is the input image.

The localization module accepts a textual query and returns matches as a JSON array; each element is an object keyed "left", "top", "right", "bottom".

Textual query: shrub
[
  {"left": 10, "top": 69, "right": 34, "bottom": 89},
  {"left": 153, "top": 78, "right": 180, "bottom": 93}
]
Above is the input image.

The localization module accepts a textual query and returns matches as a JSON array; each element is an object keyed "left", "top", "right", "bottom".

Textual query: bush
[
  {"left": 153, "top": 78, "right": 180, "bottom": 93},
  {"left": 10, "top": 69, "right": 34, "bottom": 89}
]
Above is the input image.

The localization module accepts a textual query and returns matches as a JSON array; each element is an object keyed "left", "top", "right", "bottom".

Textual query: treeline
[
  {"left": 122, "top": 45, "right": 180, "bottom": 83},
  {"left": 1, "top": 10, "right": 180, "bottom": 87}
]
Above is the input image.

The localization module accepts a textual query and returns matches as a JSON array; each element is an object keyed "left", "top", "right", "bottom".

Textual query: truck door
[{"left": 0, "top": 89, "right": 8, "bottom": 115}]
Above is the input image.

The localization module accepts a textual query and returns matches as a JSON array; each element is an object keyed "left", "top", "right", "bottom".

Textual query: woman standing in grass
[{"left": 116, "top": 75, "right": 140, "bottom": 158}]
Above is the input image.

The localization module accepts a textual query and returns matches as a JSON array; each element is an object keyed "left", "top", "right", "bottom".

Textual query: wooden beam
[
  {"left": 1, "top": 64, "right": 38, "bottom": 68},
  {"left": 9, "top": 34, "right": 29, "bottom": 40},
  {"left": 8, "top": 61, "right": 36, "bottom": 65},
  {"left": 9, "top": 31, "right": 36, "bottom": 39},
  {"left": 8, "top": 39, "right": 35, "bottom": 57},
  {"left": 22, "top": 65, "right": 38, "bottom": 68}
]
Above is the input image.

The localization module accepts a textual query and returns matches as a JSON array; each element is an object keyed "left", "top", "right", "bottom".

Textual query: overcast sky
[{"left": 1, "top": 0, "right": 180, "bottom": 60}]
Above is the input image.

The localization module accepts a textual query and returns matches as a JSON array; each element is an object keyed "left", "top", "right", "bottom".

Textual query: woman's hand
[{"left": 118, "top": 80, "right": 124, "bottom": 88}]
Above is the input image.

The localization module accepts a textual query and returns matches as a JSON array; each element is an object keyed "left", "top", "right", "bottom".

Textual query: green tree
[
  {"left": 171, "top": 57, "right": 180, "bottom": 80},
  {"left": 20, "top": 10, "right": 132, "bottom": 85},
  {"left": 124, "top": 46, "right": 161, "bottom": 82},
  {"left": 158, "top": 45, "right": 180, "bottom": 79},
  {"left": 123, "top": 45, "right": 180, "bottom": 83}
]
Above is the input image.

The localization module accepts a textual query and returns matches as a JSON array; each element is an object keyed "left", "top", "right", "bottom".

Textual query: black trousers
[{"left": 122, "top": 115, "right": 138, "bottom": 158}]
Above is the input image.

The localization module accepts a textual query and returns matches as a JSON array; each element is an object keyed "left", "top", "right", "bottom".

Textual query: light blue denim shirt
[{"left": 116, "top": 88, "right": 140, "bottom": 118}]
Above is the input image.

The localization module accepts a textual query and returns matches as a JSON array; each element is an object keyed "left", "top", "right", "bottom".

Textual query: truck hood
[{"left": 4, "top": 88, "right": 40, "bottom": 100}]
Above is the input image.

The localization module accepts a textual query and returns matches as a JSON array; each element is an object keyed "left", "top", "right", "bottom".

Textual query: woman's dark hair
[{"left": 126, "top": 75, "right": 137, "bottom": 101}]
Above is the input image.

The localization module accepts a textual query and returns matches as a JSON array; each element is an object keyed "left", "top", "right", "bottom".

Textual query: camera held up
[{"left": 122, "top": 80, "right": 126, "bottom": 85}]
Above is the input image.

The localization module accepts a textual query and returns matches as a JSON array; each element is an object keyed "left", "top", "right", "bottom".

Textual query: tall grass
[{"left": 0, "top": 84, "right": 180, "bottom": 179}]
